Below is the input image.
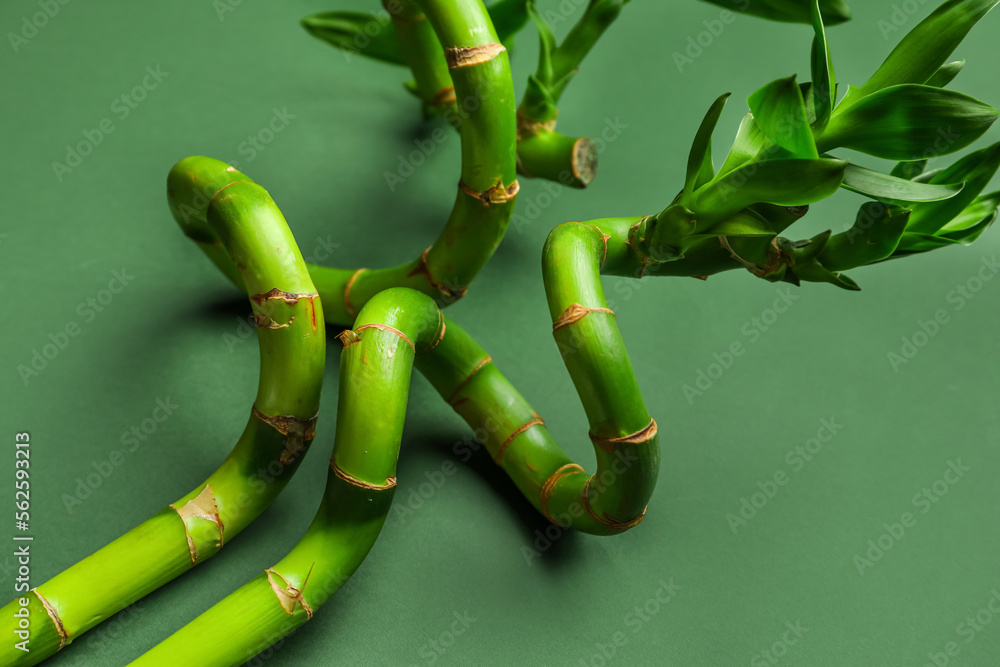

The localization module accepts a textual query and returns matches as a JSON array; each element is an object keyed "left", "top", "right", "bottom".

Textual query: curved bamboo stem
[
  {"left": 131, "top": 288, "right": 442, "bottom": 667},
  {"left": 0, "top": 183, "right": 326, "bottom": 666}
]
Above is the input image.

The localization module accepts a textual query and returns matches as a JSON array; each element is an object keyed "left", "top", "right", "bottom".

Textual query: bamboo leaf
[
  {"left": 926, "top": 60, "right": 966, "bottom": 88},
  {"left": 692, "top": 209, "right": 778, "bottom": 238},
  {"left": 686, "top": 93, "right": 731, "bottom": 196},
  {"left": 488, "top": 0, "right": 531, "bottom": 45},
  {"left": 809, "top": 0, "right": 835, "bottom": 127},
  {"left": 700, "top": 0, "right": 852, "bottom": 25},
  {"left": 840, "top": 163, "right": 963, "bottom": 204},
  {"left": 889, "top": 160, "right": 928, "bottom": 180},
  {"left": 718, "top": 113, "right": 767, "bottom": 175},
  {"left": 857, "top": 0, "right": 1000, "bottom": 98},
  {"left": 748, "top": 76, "right": 818, "bottom": 158},
  {"left": 819, "top": 202, "right": 910, "bottom": 270},
  {"left": 692, "top": 158, "right": 847, "bottom": 223},
  {"left": 525, "top": 0, "right": 556, "bottom": 84},
  {"left": 301, "top": 12, "right": 405, "bottom": 65},
  {"left": 907, "top": 142, "right": 1000, "bottom": 232},
  {"left": 820, "top": 85, "right": 998, "bottom": 160},
  {"left": 941, "top": 191, "right": 1000, "bottom": 233}
]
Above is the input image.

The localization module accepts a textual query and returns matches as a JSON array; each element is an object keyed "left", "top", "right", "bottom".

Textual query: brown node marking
[
  {"left": 459, "top": 179, "right": 520, "bottom": 207},
  {"left": 693, "top": 276, "right": 709, "bottom": 281},
  {"left": 210, "top": 179, "right": 252, "bottom": 202},
  {"left": 225, "top": 165, "right": 239, "bottom": 173},
  {"left": 589, "top": 418, "right": 658, "bottom": 455},
  {"left": 170, "top": 485, "right": 224, "bottom": 564},
  {"left": 423, "top": 309, "right": 447, "bottom": 353},
  {"left": 494, "top": 414, "right": 545, "bottom": 464},
  {"left": 718, "top": 236, "right": 766, "bottom": 277},
  {"left": 266, "top": 566, "right": 315, "bottom": 619},
  {"left": 343, "top": 268, "right": 367, "bottom": 319},
  {"left": 552, "top": 303, "right": 616, "bottom": 332},
  {"left": 516, "top": 109, "right": 557, "bottom": 140},
  {"left": 594, "top": 226, "right": 611, "bottom": 267},
  {"left": 627, "top": 216, "right": 658, "bottom": 277},
  {"left": 447, "top": 355, "right": 492, "bottom": 405},
  {"left": 407, "top": 247, "right": 444, "bottom": 292},
  {"left": 33, "top": 589, "right": 69, "bottom": 649},
  {"left": 254, "top": 313, "right": 294, "bottom": 329},
  {"left": 445, "top": 42, "right": 506, "bottom": 69},
  {"left": 336, "top": 329, "right": 361, "bottom": 348},
  {"left": 430, "top": 86, "right": 457, "bottom": 106},
  {"left": 355, "top": 323, "right": 416, "bottom": 351},
  {"left": 252, "top": 405, "right": 319, "bottom": 464},
  {"left": 251, "top": 288, "right": 318, "bottom": 306},
  {"left": 331, "top": 461, "right": 397, "bottom": 490},
  {"left": 539, "top": 463, "right": 586, "bottom": 523},
  {"left": 583, "top": 477, "right": 648, "bottom": 531}
]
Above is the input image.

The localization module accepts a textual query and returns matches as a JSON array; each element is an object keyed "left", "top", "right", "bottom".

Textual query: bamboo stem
[
  {"left": 0, "top": 182, "right": 326, "bottom": 667},
  {"left": 131, "top": 289, "right": 442, "bottom": 667}
]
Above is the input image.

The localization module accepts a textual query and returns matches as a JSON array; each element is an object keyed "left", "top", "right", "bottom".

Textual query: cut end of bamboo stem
[{"left": 572, "top": 138, "right": 598, "bottom": 188}]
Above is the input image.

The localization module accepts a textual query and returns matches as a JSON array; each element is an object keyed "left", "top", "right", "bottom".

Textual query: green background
[{"left": 2, "top": 0, "right": 1000, "bottom": 664}]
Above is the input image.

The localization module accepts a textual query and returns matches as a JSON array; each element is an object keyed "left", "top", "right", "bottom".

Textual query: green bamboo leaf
[
  {"left": 840, "top": 163, "right": 963, "bottom": 204},
  {"left": 686, "top": 93, "right": 731, "bottom": 196},
  {"left": 718, "top": 113, "right": 767, "bottom": 175},
  {"left": 791, "top": 259, "right": 861, "bottom": 290},
  {"left": 907, "top": 142, "right": 1000, "bottom": 233},
  {"left": 940, "top": 191, "right": 1000, "bottom": 233},
  {"left": 820, "top": 85, "right": 998, "bottom": 160},
  {"left": 926, "top": 60, "right": 966, "bottom": 89},
  {"left": 809, "top": 0, "right": 835, "bottom": 127},
  {"left": 701, "top": 0, "right": 852, "bottom": 25},
  {"left": 889, "top": 160, "right": 927, "bottom": 180},
  {"left": 750, "top": 203, "right": 810, "bottom": 234},
  {"left": 692, "top": 158, "right": 847, "bottom": 224},
  {"left": 525, "top": 0, "right": 556, "bottom": 83},
  {"left": 895, "top": 213, "right": 996, "bottom": 254},
  {"left": 819, "top": 202, "right": 910, "bottom": 270},
  {"left": 857, "top": 0, "right": 999, "bottom": 98},
  {"left": 301, "top": 12, "right": 405, "bottom": 65},
  {"left": 693, "top": 209, "right": 778, "bottom": 238},
  {"left": 748, "top": 76, "right": 818, "bottom": 158}
]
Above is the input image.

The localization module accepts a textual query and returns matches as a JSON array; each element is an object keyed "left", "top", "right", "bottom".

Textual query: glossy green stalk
[
  {"left": 132, "top": 289, "right": 442, "bottom": 667},
  {"left": 0, "top": 181, "right": 325, "bottom": 667},
  {"left": 388, "top": 0, "right": 457, "bottom": 116}
]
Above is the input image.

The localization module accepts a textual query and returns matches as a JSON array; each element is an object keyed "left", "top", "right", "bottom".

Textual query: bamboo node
[
  {"left": 331, "top": 461, "right": 398, "bottom": 490},
  {"left": 430, "top": 86, "right": 457, "bottom": 106},
  {"left": 495, "top": 413, "right": 545, "bottom": 464},
  {"left": 343, "top": 268, "right": 367, "bottom": 319},
  {"left": 169, "top": 484, "right": 224, "bottom": 563},
  {"left": 516, "top": 109, "right": 557, "bottom": 140},
  {"left": 336, "top": 329, "right": 361, "bottom": 347},
  {"left": 266, "top": 567, "right": 315, "bottom": 620},
  {"left": 447, "top": 355, "right": 492, "bottom": 405},
  {"left": 252, "top": 406, "right": 319, "bottom": 464},
  {"left": 459, "top": 179, "right": 520, "bottom": 207},
  {"left": 445, "top": 42, "right": 506, "bottom": 69},
  {"left": 355, "top": 323, "right": 416, "bottom": 351},
  {"left": 253, "top": 312, "right": 294, "bottom": 329},
  {"left": 552, "top": 303, "right": 615, "bottom": 332},
  {"left": 250, "top": 288, "right": 319, "bottom": 306},
  {"left": 588, "top": 418, "right": 658, "bottom": 454},
  {"left": 33, "top": 589, "right": 69, "bottom": 649},
  {"left": 584, "top": 477, "right": 648, "bottom": 531},
  {"left": 540, "top": 463, "right": 587, "bottom": 524},
  {"left": 423, "top": 309, "right": 447, "bottom": 353}
]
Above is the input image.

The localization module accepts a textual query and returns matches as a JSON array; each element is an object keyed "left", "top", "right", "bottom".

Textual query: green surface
[{"left": 2, "top": 1, "right": 999, "bottom": 665}]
